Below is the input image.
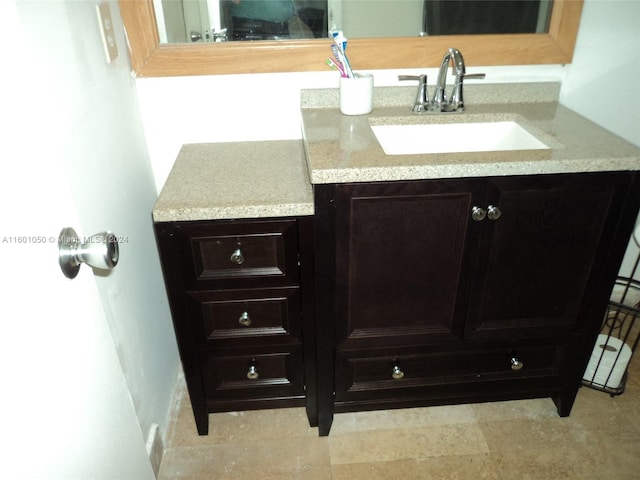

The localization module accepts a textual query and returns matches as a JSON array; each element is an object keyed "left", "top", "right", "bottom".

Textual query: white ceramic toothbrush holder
[{"left": 339, "top": 72, "right": 374, "bottom": 115}]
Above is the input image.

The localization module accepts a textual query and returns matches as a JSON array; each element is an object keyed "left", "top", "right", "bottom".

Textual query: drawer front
[
  {"left": 186, "top": 288, "right": 302, "bottom": 347},
  {"left": 203, "top": 348, "right": 305, "bottom": 403},
  {"left": 177, "top": 220, "right": 300, "bottom": 288},
  {"left": 335, "top": 343, "right": 565, "bottom": 402}
]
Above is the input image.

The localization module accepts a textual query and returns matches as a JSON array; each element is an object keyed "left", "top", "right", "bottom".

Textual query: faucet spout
[
  {"left": 398, "top": 48, "right": 484, "bottom": 114},
  {"left": 434, "top": 48, "right": 464, "bottom": 111}
]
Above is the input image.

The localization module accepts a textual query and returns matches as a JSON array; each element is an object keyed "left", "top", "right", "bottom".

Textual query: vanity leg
[
  {"left": 193, "top": 409, "right": 209, "bottom": 436},
  {"left": 318, "top": 410, "right": 334, "bottom": 437}
]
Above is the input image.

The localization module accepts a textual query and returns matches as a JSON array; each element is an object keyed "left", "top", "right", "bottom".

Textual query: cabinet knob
[
  {"left": 238, "top": 311, "right": 252, "bottom": 327},
  {"left": 247, "top": 362, "right": 259, "bottom": 380},
  {"left": 510, "top": 356, "right": 524, "bottom": 371},
  {"left": 487, "top": 205, "right": 502, "bottom": 221},
  {"left": 230, "top": 248, "right": 245, "bottom": 265},
  {"left": 471, "top": 206, "right": 487, "bottom": 222},
  {"left": 392, "top": 364, "right": 405, "bottom": 380}
]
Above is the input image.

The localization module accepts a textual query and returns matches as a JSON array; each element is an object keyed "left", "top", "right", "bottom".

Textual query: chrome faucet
[{"left": 399, "top": 48, "right": 485, "bottom": 113}]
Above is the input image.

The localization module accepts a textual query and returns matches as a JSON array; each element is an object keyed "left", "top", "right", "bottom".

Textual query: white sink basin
[{"left": 370, "top": 121, "right": 549, "bottom": 155}]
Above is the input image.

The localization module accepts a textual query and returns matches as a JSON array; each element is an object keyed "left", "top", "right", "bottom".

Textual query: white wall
[
  {"left": 0, "top": 0, "right": 180, "bottom": 471},
  {"left": 561, "top": 0, "right": 640, "bottom": 278},
  {"left": 560, "top": 0, "right": 639, "bottom": 147}
]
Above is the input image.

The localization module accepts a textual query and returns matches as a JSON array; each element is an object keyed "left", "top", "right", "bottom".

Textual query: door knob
[
  {"left": 471, "top": 206, "right": 487, "bottom": 221},
  {"left": 58, "top": 227, "right": 119, "bottom": 279},
  {"left": 230, "top": 248, "right": 245, "bottom": 265},
  {"left": 238, "top": 311, "right": 252, "bottom": 327},
  {"left": 487, "top": 205, "right": 502, "bottom": 221},
  {"left": 510, "top": 356, "right": 524, "bottom": 371},
  {"left": 247, "top": 360, "right": 259, "bottom": 380},
  {"left": 391, "top": 364, "right": 405, "bottom": 380}
]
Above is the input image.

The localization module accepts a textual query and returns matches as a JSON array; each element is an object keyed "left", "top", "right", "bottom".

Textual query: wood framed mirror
[{"left": 119, "top": 0, "right": 583, "bottom": 77}]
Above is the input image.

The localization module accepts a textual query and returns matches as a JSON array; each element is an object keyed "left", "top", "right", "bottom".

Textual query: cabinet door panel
[
  {"left": 466, "top": 174, "right": 622, "bottom": 339},
  {"left": 335, "top": 180, "right": 482, "bottom": 349}
]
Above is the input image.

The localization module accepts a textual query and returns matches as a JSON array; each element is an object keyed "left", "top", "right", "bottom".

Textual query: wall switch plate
[{"left": 96, "top": 2, "right": 118, "bottom": 63}]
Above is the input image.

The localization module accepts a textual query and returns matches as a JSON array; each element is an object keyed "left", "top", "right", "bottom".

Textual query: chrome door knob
[
  {"left": 58, "top": 227, "right": 119, "bottom": 279},
  {"left": 510, "top": 356, "right": 524, "bottom": 371},
  {"left": 392, "top": 365, "right": 405, "bottom": 380},
  {"left": 230, "top": 248, "right": 244, "bottom": 265},
  {"left": 487, "top": 205, "right": 502, "bottom": 221},
  {"left": 471, "top": 206, "right": 487, "bottom": 222},
  {"left": 238, "top": 311, "right": 252, "bottom": 327},
  {"left": 247, "top": 363, "right": 259, "bottom": 380}
]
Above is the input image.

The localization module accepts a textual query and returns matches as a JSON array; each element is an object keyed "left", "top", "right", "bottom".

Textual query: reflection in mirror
[{"left": 155, "top": 0, "right": 553, "bottom": 44}]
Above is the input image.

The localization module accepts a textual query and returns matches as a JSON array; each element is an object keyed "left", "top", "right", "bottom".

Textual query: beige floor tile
[
  {"left": 478, "top": 416, "right": 573, "bottom": 454},
  {"left": 493, "top": 439, "right": 640, "bottom": 480},
  {"left": 168, "top": 392, "right": 316, "bottom": 447},
  {"left": 159, "top": 444, "right": 331, "bottom": 480},
  {"left": 331, "top": 455, "right": 501, "bottom": 480},
  {"left": 329, "top": 423, "right": 489, "bottom": 465},
  {"left": 414, "top": 455, "right": 502, "bottom": 480},
  {"left": 330, "top": 404, "right": 477, "bottom": 435},
  {"left": 567, "top": 387, "right": 640, "bottom": 444},
  {"left": 158, "top": 434, "right": 330, "bottom": 480},
  {"left": 471, "top": 397, "right": 559, "bottom": 422},
  {"left": 331, "top": 459, "right": 433, "bottom": 480}
]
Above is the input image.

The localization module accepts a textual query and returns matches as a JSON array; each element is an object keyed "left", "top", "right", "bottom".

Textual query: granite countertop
[
  {"left": 153, "top": 140, "right": 314, "bottom": 222},
  {"left": 154, "top": 83, "right": 639, "bottom": 223},
  {"left": 301, "top": 83, "right": 640, "bottom": 184}
]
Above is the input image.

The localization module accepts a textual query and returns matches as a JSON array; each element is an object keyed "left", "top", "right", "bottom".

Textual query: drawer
[
  {"left": 202, "top": 348, "right": 305, "bottom": 404},
  {"left": 185, "top": 288, "right": 302, "bottom": 347},
  {"left": 335, "top": 342, "right": 566, "bottom": 402},
  {"left": 177, "top": 220, "right": 300, "bottom": 288}
]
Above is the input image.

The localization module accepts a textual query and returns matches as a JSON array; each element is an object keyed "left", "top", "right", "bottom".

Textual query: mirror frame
[{"left": 119, "top": 0, "right": 583, "bottom": 77}]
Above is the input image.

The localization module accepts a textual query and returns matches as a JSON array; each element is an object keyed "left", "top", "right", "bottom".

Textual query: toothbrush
[
  {"left": 326, "top": 58, "right": 346, "bottom": 77},
  {"left": 332, "top": 32, "right": 354, "bottom": 78},
  {"left": 331, "top": 43, "right": 354, "bottom": 78}
]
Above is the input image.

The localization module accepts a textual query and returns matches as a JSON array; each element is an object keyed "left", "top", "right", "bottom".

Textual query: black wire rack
[{"left": 582, "top": 250, "right": 640, "bottom": 396}]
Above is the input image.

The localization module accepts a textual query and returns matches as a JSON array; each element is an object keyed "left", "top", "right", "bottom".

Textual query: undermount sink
[{"left": 370, "top": 121, "right": 549, "bottom": 155}]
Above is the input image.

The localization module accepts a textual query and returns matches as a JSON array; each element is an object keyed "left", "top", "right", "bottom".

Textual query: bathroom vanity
[{"left": 154, "top": 83, "right": 640, "bottom": 437}]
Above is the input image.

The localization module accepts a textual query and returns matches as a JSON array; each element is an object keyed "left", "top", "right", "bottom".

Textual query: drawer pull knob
[
  {"left": 471, "top": 206, "right": 487, "bottom": 222},
  {"left": 392, "top": 365, "right": 405, "bottom": 380},
  {"left": 510, "top": 356, "right": 524, "bottom": 371},
  {"left": 487, "top": 205, "right": 502, "bottom": 221},
  {"left": 238, "top": 311, "right": 252, "bottom": 327},
  {"left": 247, "top": 363, "right": 259, "bottom": 380},
  {"left": 230, "top": 248, "right": 245, "bottom": 265}
]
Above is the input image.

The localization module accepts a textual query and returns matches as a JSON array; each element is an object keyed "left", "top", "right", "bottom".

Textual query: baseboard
[{"left": 146, "top": 422, "right": 163, "bottom": 478}]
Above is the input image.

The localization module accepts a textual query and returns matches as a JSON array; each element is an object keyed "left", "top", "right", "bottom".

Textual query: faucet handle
[
  {"left": 449, "top": 72, "right": 486, "bottom": 112},
  {"left": 398, "top": 74, "right": 430, "bottom": 113},
  {"left": 461, "top": 73, "right": 486, "bottom": 80}
]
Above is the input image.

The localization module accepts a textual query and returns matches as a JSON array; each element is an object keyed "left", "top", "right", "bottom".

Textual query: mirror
[
  {"left": 155, "top": 1, "right": 553, "bottom": 43},
  {"left": 118, "top": 0, "right": 583, "bottom": 77}
]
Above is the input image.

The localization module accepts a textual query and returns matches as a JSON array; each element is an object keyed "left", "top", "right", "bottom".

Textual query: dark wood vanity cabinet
[
  {"left": 154, "top": 217, "right": 316, "bottom": 435},
  {"left": 314, "top": 171, "right": 640, "bottom": 435}
]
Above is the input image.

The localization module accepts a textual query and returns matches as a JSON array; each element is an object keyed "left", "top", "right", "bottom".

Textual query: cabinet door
[
  {"left": 465, "top": 173, "right": 629, "bottom": 339},
  {"left": 334, "top": 179, "right": 483, "bottom": 349}
]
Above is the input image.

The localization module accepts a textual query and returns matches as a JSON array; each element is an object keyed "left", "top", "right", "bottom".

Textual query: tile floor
[{"left": 159, "top": 355, "right": 640, "bottom": 479}]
